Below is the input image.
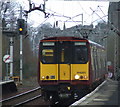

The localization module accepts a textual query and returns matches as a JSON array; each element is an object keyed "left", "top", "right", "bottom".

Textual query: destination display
[
  {"left": 74, "top": 42, "right": 86, "bottom": 46},
  {"left": 43, "top": 42, "right": 55, "bottom": 46}
]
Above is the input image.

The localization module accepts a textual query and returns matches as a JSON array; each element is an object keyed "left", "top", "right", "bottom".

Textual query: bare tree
[
  {"left": 1, "top": 1, "right": 20, "bottom": 31},
  {"left": 1, "top": 1, "right": 38, "bottom": 80}
]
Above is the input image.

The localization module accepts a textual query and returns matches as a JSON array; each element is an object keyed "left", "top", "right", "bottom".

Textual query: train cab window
[
  {"left": 40, "top": 42, "right": 56, "bottom": 64},
  {"left": 60, "top": 47, "right": 71, "bottom": 63},
  {"left": 58, "top": 41, "right": 72, "bottom": 64},
  {"left": 41, "top": 49, "right": 55, "bottom": 63},
  {"left": 74, "top": 46, "right": 88, "bottom": 64}
]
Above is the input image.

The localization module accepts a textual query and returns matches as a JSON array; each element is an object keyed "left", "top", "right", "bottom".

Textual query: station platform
[
  {"left": 0, "top": 80, "right": 17, "bottom": 95},
  {"left": 0, "top": 80, "right": 14, "bottom": 85},
  {"left": 71, "top": 78, "right": 120, "bottom": 106}
]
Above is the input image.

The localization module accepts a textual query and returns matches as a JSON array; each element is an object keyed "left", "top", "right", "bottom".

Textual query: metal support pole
[
  {"left": 81, "top": 13, "right": 83, "bottom": 25},
  {"left": 5, "top": 63, "right": 9, "bottom": 81},
  {"left": 20, "top": 6, "right": 23, "bottom": 83},
  {"left": 6, "top": 50, "right": 9, "bottom": 80},
  {"left": 32, "top": 34, "right": 35, "bottom": 55},
  {"left": 0, "top": 1, "right": 2, "bottom": 82},
  {"left": 114, "top": 34, "right": 118, "bottom": 80},
  {"left": 10, "top": 37, "right": 13, "bottom": 77},
  {"left": 20, "top": 34, "right": 23, "bottom": 83}
]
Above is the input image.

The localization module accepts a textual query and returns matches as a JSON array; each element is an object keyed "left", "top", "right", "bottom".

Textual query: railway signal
[{"left": 17, "top": 19, "right": 26, "bottom": 35}]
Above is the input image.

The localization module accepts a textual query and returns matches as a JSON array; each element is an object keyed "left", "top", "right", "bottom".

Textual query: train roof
[
  {"left": 40, "top": 36, "right": 105, "bottom": 49},
  {"left": 88, "top": 40, "right": 105, "bottom": 49},
  {"left": 40, "top": 36, "right": 87, "bottom": 41}
]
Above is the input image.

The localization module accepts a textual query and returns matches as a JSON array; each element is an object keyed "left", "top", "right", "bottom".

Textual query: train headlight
[
  {"left": 75, "top": 75, "right": 79, "bottom": 80},
  {"left": 41, "top": 76, "right": 45, "bottom": 80}
]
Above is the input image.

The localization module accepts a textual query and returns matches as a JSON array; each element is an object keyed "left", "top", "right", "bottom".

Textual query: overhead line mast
[
  {"left": 19, "top": 6, "right": 23, "bottom": 84},
  {"left": 26, "top": 0, "right": 48, "bottom": 18}
]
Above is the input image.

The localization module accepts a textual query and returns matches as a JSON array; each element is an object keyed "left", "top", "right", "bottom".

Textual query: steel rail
[
  {"left": 14, "top": 94, "right": 42, "bottom": 106},
  {"left": 0, "top": 86, "right": 41, "bottom": 103}
]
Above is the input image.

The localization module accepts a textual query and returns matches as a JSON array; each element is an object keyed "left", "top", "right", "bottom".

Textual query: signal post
[{"left": 17, "top": 6, "right": 26, "bottom": 84}]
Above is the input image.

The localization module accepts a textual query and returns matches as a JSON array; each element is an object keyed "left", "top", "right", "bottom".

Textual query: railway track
[
  {"left": 1, "top": 80, "right": 106, "bottom": 106},
  {"left": 1, "top": 87, "right": 43, "bottom": 106}
]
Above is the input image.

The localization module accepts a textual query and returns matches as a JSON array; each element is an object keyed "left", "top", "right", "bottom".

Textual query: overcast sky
[{"left": 17, "top": 0, "right": 109, "bottom": 29}]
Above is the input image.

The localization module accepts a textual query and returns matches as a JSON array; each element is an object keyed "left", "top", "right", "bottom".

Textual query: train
[{"left": 38, "top": 36, "right": 107, "bottom": 102}]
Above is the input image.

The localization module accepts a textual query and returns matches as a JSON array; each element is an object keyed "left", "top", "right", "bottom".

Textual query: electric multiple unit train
[{"left": 38, "top": 36, "right": 107, "bottom": 102}]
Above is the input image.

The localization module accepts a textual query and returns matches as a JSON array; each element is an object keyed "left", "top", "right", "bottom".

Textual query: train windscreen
[
  {"left": 40, "top": 41, "right": 88, "bottom": 64},
  {"left": 40, "top": 42, "right": 57, "bottom": 64},
  {"left": 74, "top": 42, "right": 88, "bottom": 64}
]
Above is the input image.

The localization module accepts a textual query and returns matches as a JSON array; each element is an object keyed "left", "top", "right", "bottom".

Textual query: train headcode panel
[{"left": 38, "top": 36, "right": 107, "bottom": 102}]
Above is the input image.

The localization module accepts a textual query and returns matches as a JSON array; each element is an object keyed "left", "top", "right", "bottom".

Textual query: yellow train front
[{"left": 38, "top": 36, "right": 107, "bottom": 101}]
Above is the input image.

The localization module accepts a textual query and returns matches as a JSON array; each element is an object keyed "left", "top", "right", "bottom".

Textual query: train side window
[
  {"left": 91, "top": 47, "right": 95, "bottom": 71},
  {"left": 98, "top": 49, "right": 101, "bottom": 70},
  {"left": 93, "top": 48, "right": 97, "bottom": 73}
]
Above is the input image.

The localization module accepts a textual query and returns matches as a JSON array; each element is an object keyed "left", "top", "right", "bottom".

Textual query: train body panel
[
  {"left": 71, "top": 63, "right": 89, "bottom": 80},
  {"left": 40, "top": 62, "right": 58, "bottom": 80},
  {"left": 59, "top": 64, "right": 71, "bottom": 80},
  {"left": 40, "top": 62, "right": 89, "bottom": 81}
]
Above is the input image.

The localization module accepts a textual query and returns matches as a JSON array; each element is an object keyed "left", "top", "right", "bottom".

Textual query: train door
[{"left": 58, "top": 41, "right": 72, "bottom": 80}]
